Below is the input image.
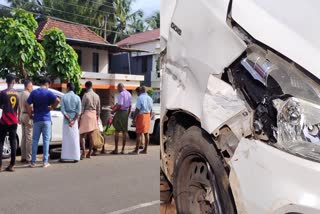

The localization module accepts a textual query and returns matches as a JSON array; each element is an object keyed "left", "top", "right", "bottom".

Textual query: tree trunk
[{"left": 20, "top": 61, "right": 27, "bottom": 79}]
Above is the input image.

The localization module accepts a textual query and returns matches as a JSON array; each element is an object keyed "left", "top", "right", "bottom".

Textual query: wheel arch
[{"left": 161, "top": 108, "right": 249, "bottom": 181}]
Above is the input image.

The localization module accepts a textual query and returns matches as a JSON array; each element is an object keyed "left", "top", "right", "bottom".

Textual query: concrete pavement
[{"left": 0, "top": 139, "right": 160, "bottom": 214}]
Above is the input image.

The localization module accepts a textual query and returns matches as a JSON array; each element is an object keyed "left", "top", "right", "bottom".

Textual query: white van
[{"left": 161, "top": 0, "right": 320, "bottom": 213}]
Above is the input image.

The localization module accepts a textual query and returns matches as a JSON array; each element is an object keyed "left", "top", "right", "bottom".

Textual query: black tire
[
  {"left": 50, "top": 148, "right": 61, "bottom": 160},
  {"left": 173, "top": 126, "right": 236, "bottom": 214},
  {"left": 2, "top": 134, "right": 18, "bottom": 159},
  {"left": 128, "top": 131, "right": 136, "bottom": 139},
  {"left": 150, "top": 121, "right": 160, "bottom": 145}
]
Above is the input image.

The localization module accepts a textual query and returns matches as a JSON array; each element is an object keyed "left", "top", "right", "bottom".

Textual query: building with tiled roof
[
  {"left": 117, "top": 29, "right": 160, "bottom": 47},
  {"left": 115, "top": 29, "right": 161, "bottom": 89},
  {"left": 35, "top": 18, "right": 144, "bottom": 125}
]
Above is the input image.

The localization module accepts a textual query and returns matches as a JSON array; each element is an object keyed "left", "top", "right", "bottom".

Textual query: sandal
[
  {"left": 120, "top": 150, "right": 125, "bottom": 155},
  {"left": 128, "top": 150, "right": 139, "bottom": 155},
  {"left": 5, "top": 165, "right": 15, "bottom": 172},
  {"left": 110, "top": 150, "right": 118, "bottom": 155},
  {"left": 140, "top": 150, "right": 147, "bottom": 154}
]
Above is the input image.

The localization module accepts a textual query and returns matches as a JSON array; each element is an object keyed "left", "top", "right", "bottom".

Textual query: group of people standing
[
  {"left": 0, "top": 75, "right": 60, "bottom": 171},
  {"left": 0, "top": 74, "right": 154, "bottom": 172},
  {"left": 111, "top": 84, "right": 153, "bottom": 155}
]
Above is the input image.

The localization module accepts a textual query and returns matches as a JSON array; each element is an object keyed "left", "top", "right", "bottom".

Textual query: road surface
[{"left": 0, "top": 141, "right": 160, "bottom": 214}]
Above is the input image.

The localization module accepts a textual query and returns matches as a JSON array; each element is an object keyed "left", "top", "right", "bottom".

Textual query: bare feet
[
  {"left": 43, "top": 163, "right": 50, "bottom": 168},
  {"left": 81, "top": 153, "right": 86, "bottom": 160}
]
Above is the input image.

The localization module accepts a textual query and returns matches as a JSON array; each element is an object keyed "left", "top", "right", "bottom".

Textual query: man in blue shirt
[
  {"left": 27, "top": 78, "right": 60, "bottom": 168},
  {"left": 130, "top": 86, "right": 153, "bottom": 154}
]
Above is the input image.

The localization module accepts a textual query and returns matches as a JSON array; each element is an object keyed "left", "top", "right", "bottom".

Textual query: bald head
[{"left": 117, "top": 83, "right": 124, "bottom": 92}]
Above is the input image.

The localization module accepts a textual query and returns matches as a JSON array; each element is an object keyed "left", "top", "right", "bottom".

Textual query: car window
[
  {"left": 54, "top": 96, "right": 62, "bottom": 111},
  {"left": 151, "top": 91, "right": 160, "bottom": 104}
]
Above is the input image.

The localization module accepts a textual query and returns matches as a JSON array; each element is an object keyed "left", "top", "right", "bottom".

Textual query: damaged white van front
[{"left": 160, "top": 0, "right": 320, "bottom": 213}]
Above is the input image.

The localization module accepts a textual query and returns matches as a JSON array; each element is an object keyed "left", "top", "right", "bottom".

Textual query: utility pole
[{"left": 104, "top": 15, "right": 107, "bottom": 40}]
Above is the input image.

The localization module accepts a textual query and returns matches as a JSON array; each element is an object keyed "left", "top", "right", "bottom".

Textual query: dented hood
[{"left": 232, "top": 0, "right": 320, "bottom": 79}]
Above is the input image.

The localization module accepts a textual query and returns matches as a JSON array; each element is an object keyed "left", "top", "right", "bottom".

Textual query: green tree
[
  {"left": 112, "top": 0, "right": 144, "bottom": 43},
  {"left": 12, "top": 7, "right": 38, "bottom": 31},
  {"left": 146, "top": 11, "right": 160, "bottom": 30},
  {"left": 127, "top": 10, "right": 147, "bottom": 34},
  {"left": 0, "top": 6, "right": 11, "bottom": 17},
  {"left": 0, "top": 9, "right": 45, "bottom": 79},
  {"left": 7, "top": 0, "right": 149, "bottom": 43},
  {"left": 94, "top": 0, "right": 116, "bottom": 39},
  {"left": 39, "top": 0, "right": 115, "bottom": 39},
  {"left": 42, "top": 28, "right": 82, "bottom": 93}
]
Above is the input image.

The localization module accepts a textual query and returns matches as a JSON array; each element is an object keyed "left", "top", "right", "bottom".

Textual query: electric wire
[{"left": 0, "top": 4, "right": 125, "bottom": 35}]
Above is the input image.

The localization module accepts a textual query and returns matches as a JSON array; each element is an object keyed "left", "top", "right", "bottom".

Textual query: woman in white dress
[{"left": 60, "top": 83, "right": 81, "bottom": 162}]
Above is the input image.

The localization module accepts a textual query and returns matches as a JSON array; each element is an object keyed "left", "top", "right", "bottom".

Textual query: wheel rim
[
  {"left": 177, "top": 155, "right": 223, "bottom": 214},
  {"left": 3, "top": 136, "right": 11, "bottom": 156}
]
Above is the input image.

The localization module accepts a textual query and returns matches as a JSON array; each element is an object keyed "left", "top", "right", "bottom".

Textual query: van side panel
[{"left": 162, "top": 0, "right": 246, "bottom": 134}]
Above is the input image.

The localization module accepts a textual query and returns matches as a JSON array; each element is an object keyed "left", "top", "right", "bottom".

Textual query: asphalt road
[{"left": 0, "top": 142, "right": 160, "bottom": 214}]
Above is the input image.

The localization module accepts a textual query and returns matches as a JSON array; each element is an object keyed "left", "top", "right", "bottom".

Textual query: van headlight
[{"left": 274, "top": 97, "right": 320, "bottom": 161}]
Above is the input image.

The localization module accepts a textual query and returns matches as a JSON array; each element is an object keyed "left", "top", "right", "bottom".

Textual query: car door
[{"left": 50, "top": 95, "right": 63, "bottom": 142}]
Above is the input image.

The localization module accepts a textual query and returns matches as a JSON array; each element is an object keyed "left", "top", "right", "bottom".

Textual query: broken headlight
[
  {"left": 242, "top": 48, "right": 320, "bottom": 161},
  {"left": 270, "top": 66, "right": 320, "bottom": 161},
  {"left": 274, "top": 97, "right": 320, "bottom": 161}
]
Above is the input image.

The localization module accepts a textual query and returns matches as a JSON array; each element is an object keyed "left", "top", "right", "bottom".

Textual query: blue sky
[
  {"left": 0, "top": 0, "right": 160, "bottom": 17},
  {"left": 0, "top": 0, "right": 8, "bottom": 6},
  {"left": 132, "top": 0, "right": 160, "bottom": 17}
]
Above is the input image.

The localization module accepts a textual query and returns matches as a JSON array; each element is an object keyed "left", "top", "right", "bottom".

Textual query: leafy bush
[
  {"left": 0, "top": 10, "right": 45, "bottom": 79},
  {"left": 42, "top": 28, "right": 82, "bottom": 93}
]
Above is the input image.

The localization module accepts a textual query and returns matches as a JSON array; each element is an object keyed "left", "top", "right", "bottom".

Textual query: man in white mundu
[{"left": 60, "top": 83, "right": 81, "bottom": 162}]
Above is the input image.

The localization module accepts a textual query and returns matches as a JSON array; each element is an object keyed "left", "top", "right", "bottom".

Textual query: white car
[
  {"left": 161, "top": 0, "right": 320, "bottom": 213},
  {"left": 0, "top": 84, "right": 64, "bottom": 158}
]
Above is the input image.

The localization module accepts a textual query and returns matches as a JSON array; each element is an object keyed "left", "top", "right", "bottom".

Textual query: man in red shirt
[{"left": 0, "top": 74, "right": 19, "bottom": 172}]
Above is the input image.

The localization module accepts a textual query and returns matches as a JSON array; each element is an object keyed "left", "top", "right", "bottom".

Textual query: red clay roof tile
[
  {"left": 117, "top": 29, "right": 160, "bottom": 46},
  {"left": 35, "top": 18, "right": 109, "bottom": 44}
]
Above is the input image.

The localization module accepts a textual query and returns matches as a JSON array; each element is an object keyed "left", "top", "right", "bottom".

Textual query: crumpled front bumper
[{"left": 230, "top": 138, "right": 320, "bottom": 214}]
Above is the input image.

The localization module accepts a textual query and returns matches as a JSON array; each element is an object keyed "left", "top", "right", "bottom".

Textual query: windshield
[{"left": 151, "top": 91, "right": 160, "bottom": 104}]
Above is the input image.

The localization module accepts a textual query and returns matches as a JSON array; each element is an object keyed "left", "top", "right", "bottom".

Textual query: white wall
[
  {"left": 113, "top": 90, "right": 140, "bottom": 105},
  {"left": 130, "top": 40, "right": 160, "bottom": 53},
  {"left": 72, "top": 46, "right": 109, "bottom": 73}
]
